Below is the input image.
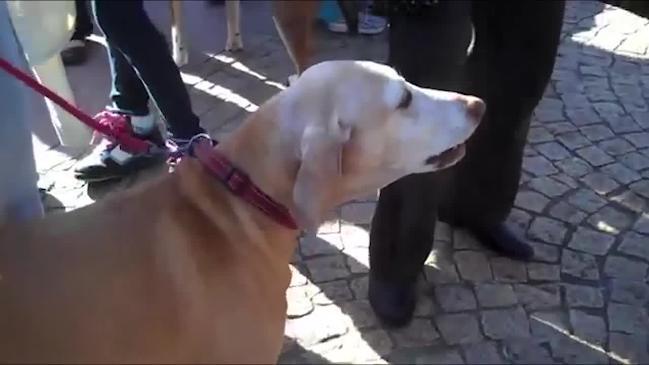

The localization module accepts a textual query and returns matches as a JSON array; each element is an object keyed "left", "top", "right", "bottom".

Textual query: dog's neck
[{"left": 214, "top": 96, "right": 302, "bottom": 220}]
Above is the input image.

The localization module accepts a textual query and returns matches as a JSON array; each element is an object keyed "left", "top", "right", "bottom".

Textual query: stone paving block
[
  {"left": 340, "top": 202, "right": 375, "bottom": 225},
  {"left": 531, "top": 241, "right": 561, "bottom": 263},
  {"left": 502, "top": 338, "right": 554, "bottom": 364},
  {"left": 339, "top": 223, "right": 370, "bottom": 248},
  {"left": 285, "top": 305, "right": 349, "bottom": 348},
  {"left": 435, "top": 313, "right": 482, "bottom": 345},
  {"left": 607, "top": 302, "right": 649, "bottom": 335},
  {"left": 475, "top": 283, "right": 518, "bottom": 308},
  {"left": 610, "top": 189, "right": 649, "bottom": 213},
  {"left": 610, "top": 116, "right": 643, "bottom": 134},
  {"left": 339, "top": 300, "right": 378, "bottom": 330},
  {"left": 580, "top": 124, "right": 615, "bottom": 141},
  {"left": 312, "top": 280, "right": 353, "bottom": 305},
  {"left": 597, "top": 137, "right": 636, "bottom": 156},
  {"left": 299, "top": 233, "right": 343, "bottom": 257},
  {"left": 514, "top": 284, "right": 561, "bottom": 310},
  {"left": 535, "top": 142, "right": 572, "bottom": 161},
  {"left": 624, "top": 131, "right": 649, "bottom": 148},
  {"left": 561, "top": 249, "right": 599, "bottom": 280},
  {"left": 608, "top": 333, "right": 649, "bottom": 364},
  {"left": 514, "top": 191, "right": 551, "bottom": 213},
  {"left": 549, "top": 335, "right": 608, "bottom": 364},
  {"left": 630, "top": 180, "right": 649, "bottom": 199},
  {"left": 522, "top": 156, "right": 560, "bottom": 176},
  {"left": 621, "top": 151, "right": 649, "bottom": 170},
  {"left": 545, "top": 121, "right": 577, "bottom": 135},
  {"left": 528, "top": 263, "right": 561, "bottom": 281},
  {"left": 529, "top": 310, "right": 569, "bottom": 341},
  {"left": 305, "top": 255, "right": 350, "bottom": 283},
  {"left": 557, "top": 131, "right": 592, "bottom": 150},
  {"left": 349, "top": 275, "right": 368, "bottom": 299},
  {"left": 481, "top": 307, "right": 531, "bottom": 340},
  {"left": 454, "top": 251, "right": 492, "bottom": 282},
  {"left": 567, "top": 189, "right": 608, "bottom": 213},
  {"left": 528, "top": 177, "right": 572, "bottom": 198},
  {"left": 580, "top": 172, "right": 620, "bottom": 194},
  {"left": 553, "top": 173, "right": 580, "bottom": 189},
  {"left": 576, "top": 145, "right": 615, "bottom": 166},
  {"left": 600, "top": 162, "right": 642, "bottom": 184},
  {"left": 588, "top": 205, "right": 634, "bottom": 233},
  {"left": 343, "top": 246, "right": 369, "bottom": 274},
  {"left": 564, "top": 283, "right": 604, "bottom": 308},
  {"left": 390, "top": 318, "right": 440, "bottom": 348},
  {"left": 534, "top": 97, "right": 565, "bottom": 123},
  {"left": 289, "top": 264, "right": 308, "bottom": 287},
  {"left": 549, "top": 201, "right": 587, "bottom": 224},
  {"left": 286, "top": 285, "right": 316, "bottom": 318},
  {"left": 567, "top": 227, "right": 615, "bottom": 255},
  {"left": 435, "top": 285, "right": 477, "bottom": 312},
  {"left": 556, "top": 157, "right": 593, "bottom": 177},
  {"left": 527, "top": 127, "right": 555, "bottom": 143},
  {"left": 609, "top": 279, "right": 649, "bottom": 305},
  {"left": 633, "top": 213, "right": 649, "bottom": 234},
  {"left": 491, "top": 257, "right": 528, "bottom": 283},
  {"left": 566, "top": 106, "right": 603, "bottom": 126},
  {"left": 569, "top": 309, "right": 607, "bottom": 346},
  {"left": 528, "top": 217, "right": 568, "bottom": 245},
  {"left": 462, "top": 342, "right": 503, "bottom": 365},
  {"left": 390, "top": 348, "right": 464, "bottom": 365},
  {"left": 603, "top": 255, "right": 648, "bottom": 279},
  {"left": 618, "top": 231, "right": 649, "bottom": 261}
]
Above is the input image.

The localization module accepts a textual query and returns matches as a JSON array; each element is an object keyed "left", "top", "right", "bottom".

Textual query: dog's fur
[{"left": 0, "top": 61, "right": 483, "bottom": 363}]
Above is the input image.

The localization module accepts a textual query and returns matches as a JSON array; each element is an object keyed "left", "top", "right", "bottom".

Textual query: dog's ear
[{"left": 292, "top": 109, "right": 351, "bottom": 232}]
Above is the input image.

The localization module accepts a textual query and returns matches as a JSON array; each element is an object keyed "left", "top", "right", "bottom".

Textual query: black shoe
[
  {"left": 468, "top": 223, "right": 535, "bottom": 260},
  {"left": 61, "top": 39, "right": 89, "bottom": 66},
  {"left": 369, "top": 275, "right": 417, "bottom": 328},
  {"left": 75, "top": 132, "right": 165, "bottom": 183},
  {"left": 74, "top": 146, "right": 165, "bottom": 183}
]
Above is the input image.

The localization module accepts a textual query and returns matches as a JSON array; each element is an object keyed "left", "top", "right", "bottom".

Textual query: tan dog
[{"left": 0, "top": 60, "right": 484, "bottom": 363}]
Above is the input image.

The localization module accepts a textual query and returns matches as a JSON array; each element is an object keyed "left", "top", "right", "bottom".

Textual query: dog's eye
[{"left": 397, "top": 89, "right": 412, "bottom": 109}]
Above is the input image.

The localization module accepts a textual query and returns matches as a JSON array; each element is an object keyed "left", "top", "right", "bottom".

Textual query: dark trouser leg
[
  {"left": 105, "top": 41, "right": 151, "bottom": 117},
  {"left": 437, "top": 1, "right": 565, "bottom": 255},
  {"left": 72, "top": 0, "right": 93, "bottom": 40},
  {"left": 92, "top": 0, "right": 204, "bottom": 140},
  {"left": 368, "top": 1, "right": 473, "bottom": 327}
]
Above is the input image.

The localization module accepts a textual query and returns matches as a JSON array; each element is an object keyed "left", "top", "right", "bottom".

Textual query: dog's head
[{"left": 282, "top": 60, "right": 484, "bottom": 229}]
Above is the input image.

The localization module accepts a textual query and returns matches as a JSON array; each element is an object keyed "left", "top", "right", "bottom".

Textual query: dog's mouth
[{"left": 425, "top": 143, "right": 466, "bottom": 168}]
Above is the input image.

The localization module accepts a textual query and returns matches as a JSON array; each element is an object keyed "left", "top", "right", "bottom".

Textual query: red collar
[{"left": 191, "top": 141, "right": 299, "bottom": 230}]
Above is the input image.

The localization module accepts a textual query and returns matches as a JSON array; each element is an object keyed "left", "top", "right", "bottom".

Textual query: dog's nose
[{"left": 465, "top": 96, "right": 486, "bottom": 124}]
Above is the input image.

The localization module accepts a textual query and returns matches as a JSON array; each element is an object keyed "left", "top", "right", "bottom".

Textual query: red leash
[
  {"left": 0, "top": 57, "right": 151, "bottom": 154},
  {"left": 0, "top": 56, "right": 299, "bottom": 230}
]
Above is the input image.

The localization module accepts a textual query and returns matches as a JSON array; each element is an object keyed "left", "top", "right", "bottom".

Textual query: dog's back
[{"left": 0, "top": 161, "right": 290, "bottom": 363}]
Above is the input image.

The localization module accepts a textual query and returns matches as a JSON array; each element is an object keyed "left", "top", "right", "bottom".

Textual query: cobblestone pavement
[{"left": 34, "top": 1, "right": 649, "bottom": 363}]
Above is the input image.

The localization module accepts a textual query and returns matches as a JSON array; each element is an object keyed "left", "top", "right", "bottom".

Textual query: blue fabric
[{"left": 319, "top": 0, "right": 342, "bottom": 23}]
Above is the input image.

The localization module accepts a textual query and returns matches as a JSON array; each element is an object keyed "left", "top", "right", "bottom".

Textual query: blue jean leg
[
  {"left": 92, "top": 0, "right": 205, "bottom": 140},
  {"left": 0, "top": 0, "right": 44, "bottom": 222}
]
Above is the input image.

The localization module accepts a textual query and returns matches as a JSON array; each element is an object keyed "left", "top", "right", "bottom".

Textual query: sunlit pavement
[{"left": 32, "top": 1, "right": 649, "bottom": 363}]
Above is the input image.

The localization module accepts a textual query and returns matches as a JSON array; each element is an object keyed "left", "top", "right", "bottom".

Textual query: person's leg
[
  {"left": 92, "top": 0, "right": 204, "bottom": 141},
  {"left": 75, "top": 0, "right": 206, "bottom": 182},
  {"left": 437, "top": 0, "right": 566, "bottom": 257},
  {"left": 62, "top": 0, "right": 93, "bottom": 66},
  {"left": 0, "top": 0, "right": 44, "bottom": 222},
  {"left": 368, "top": 0, "right": 473, "bottom": 327}
]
